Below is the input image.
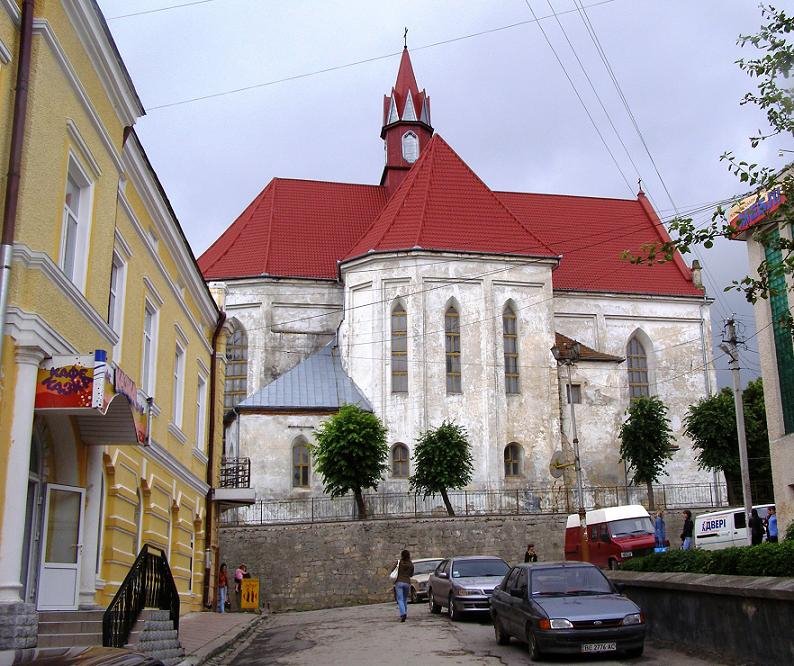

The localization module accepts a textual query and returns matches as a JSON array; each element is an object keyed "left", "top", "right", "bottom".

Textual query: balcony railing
[
  {"left": 220, "top": 482, "right": 730, "bottom": 527},
  {"left": 219, "top": 457, "right": 251, "bottom": 489}
]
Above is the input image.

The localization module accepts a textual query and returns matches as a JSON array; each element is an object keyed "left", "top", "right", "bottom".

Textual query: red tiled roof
[
  {"left": 496, "top": 190, "right": 702, "bottom": 297},
  {"left": 198, "top": 178, "right": 386, "bottom": 280},
  {"left": 344, "top": 135, "right": 557, "bottom": 263},
  {"left": 555, "top": 333, "right": 623, "bottom": 363}
]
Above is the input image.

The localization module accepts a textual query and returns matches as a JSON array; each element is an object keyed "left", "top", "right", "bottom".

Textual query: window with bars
[
  {"left": 224, "top": 320, "right": 248, "bottom": 411},
  {"left": 445, "top": 306, "right": 462, "bottom": 393},
  {"left": 503, "top": 305, "right": 519, "bottom": 394},
  {"left": 627, "top": 337, "right": 649, "bottom": 398},
  {"left": 504, "top": 443, "right": 521, "bottom": 477},
  {"left": 391, "top": 303, "right": 408, "bottom": 393},
  {"left": 292, "top": 441, "right": 310, "bottom": 487},
  {"left": 391, "top": 443, "right": 409, "bottom": 477}
]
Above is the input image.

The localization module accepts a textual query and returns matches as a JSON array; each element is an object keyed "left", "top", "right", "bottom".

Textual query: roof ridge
[
  {"left": 495, "top": 189, "right": 638, "bottom": 204},
  {"left": 262, "top": 179, "right": 278, "bottom": 275},
  {"left": 415, "top": 138, "right": 437, "bottom": 247}
]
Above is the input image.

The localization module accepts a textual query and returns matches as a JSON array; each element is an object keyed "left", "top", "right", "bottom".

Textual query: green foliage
[
  {"left": 409, "top": 420, "right": 473, "bottom": 498},
  {"left": 784, "top": 521, "right": 794, "bottom": 541},
  {"left": 620, "top": 541, "right": 794, "bottom": 577},
  {"left": 619, "top": 396, "right": 675, "bottom": 485},
  {"left": 311, "top": 404, "right": 388, "bottom": 499}
]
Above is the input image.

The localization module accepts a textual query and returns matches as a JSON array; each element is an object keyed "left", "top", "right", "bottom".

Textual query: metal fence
[{"left": 220, "top": 482, "right": 729, "bottom": 526}]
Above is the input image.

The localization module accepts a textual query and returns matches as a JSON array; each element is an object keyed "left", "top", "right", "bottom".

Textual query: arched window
[
  {"left": 627, "top": 336, "right": 650, "bottom": 398},
  {"left": 391, "top": 302, "right": 408, "bottom": 393},
  {"left": 224, "top": 320, "right": 248, "bottom": 411},
  {"left": 504, "top": 443, "right": 522, "bottom": 477},
  {"left": 292, "top": 440, "right": 310, "bottom": 488},
  {"left": 503, "top": 305, "right": 519, "bottom": 394},
  {"left": 391, "top": 444, "right": 409, "bottom": 478},
  {"left": 402, "top": 131, "right": 419, "bottom": 163},
  {"left": 445, "top": 305, "right": 462, "bottom": 394}
]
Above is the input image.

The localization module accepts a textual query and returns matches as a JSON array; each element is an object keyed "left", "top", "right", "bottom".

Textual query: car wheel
[
  {"left": 448, "top": 595, "right": 458, "bottom": 621},
  {"left": 428, "top": 590, "right": 441, "bottom": 614},
  {"left": 493, "top": 616, "right": 510, "bottom": 645},
  {"left": 527, "top": 627, "right": 542, "bottom": 661},
  {"left": 409, "top": 586, "right": 417, "bottom": 604},
  {"left": 625, "top": 645, "right": 644, "bottom": 658}
]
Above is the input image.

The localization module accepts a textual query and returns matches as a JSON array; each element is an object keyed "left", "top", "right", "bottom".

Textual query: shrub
[
  {"left": 619, "top": 542, "right": 793, "bottom": 577},
  {"left": 785, "top": 521, "right": 794, "bottom": 542}
]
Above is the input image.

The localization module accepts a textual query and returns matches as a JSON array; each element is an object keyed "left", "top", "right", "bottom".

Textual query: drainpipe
[
  {"left": 0, "top": 0, "right": 34, "bottom": 363},
  {"left": 202, "top": 311, "right": 226, "bottom": 609}
]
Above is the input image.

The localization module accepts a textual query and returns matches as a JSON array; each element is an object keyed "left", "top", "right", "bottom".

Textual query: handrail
[{"left": 103, "top": 544, "right": 180, "bottom": 648}]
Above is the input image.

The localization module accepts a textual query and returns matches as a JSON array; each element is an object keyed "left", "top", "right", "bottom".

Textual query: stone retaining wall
[
  {"left": 608, "top": 570, "right": 794, "bottom": 664},
  {"left": 219, "top": 511, "right": 686, "bottom": 611}
]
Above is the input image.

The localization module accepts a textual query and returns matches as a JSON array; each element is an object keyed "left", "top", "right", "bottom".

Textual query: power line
[{"left": 107, "top": 0, "right": 219, "bottom": 21}]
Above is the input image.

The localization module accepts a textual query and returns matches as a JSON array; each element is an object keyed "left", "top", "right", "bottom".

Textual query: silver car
[
  {"left": 389, "top": 557, "right": 443, "bottom": 602},
  {"left": 427, "top": 555, "right": 510, "bottom": 620}
]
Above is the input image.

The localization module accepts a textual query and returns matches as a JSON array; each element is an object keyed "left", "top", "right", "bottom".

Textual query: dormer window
[{"left": 402, "top": 131, "right": 419, "bottom": 163}]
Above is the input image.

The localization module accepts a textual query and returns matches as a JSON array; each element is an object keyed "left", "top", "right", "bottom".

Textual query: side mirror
[
  {"left": 613, "top": 582, "right": 625, "bottom": 593},
  {"left": 438, "top": 572, "right": 448, "bottom": 579}
]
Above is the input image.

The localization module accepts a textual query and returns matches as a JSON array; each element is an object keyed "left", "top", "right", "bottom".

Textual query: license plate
[
  {"left": 581, "top": 642, "right": 617, "bottom": 653},
  {"left": 621, "top": 551, "right": 633, "bottom": 557}
]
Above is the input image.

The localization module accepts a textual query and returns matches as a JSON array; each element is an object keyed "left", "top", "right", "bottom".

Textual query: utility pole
[{"left": 720, "top": 318, "right": 753, "bottom": 545}]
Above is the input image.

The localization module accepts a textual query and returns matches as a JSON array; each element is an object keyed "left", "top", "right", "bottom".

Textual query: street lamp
[{"left": 551, "top": 341, "right": 589, "bottom": 563}]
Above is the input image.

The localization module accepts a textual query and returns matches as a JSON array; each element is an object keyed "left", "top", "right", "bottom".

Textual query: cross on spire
[{"left": 403, "top": 27, "right": 408, "bottom": 49}]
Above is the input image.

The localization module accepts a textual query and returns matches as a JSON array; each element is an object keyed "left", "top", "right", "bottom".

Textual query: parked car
[
  {"left": 490, "top": 561, "right": 645, "bottom": 660},
  {"left": 389, "top": 557, "right": 443, "bottom": 603},
  {"left": 0, "top": 647, "right": 164, "bottom": 665},
  {"left": 427, "top": 555, "right": 510, "bottom": 620},
  {"left": 694, "top": 504, "right": 774, "bottom": 550},
  {"left": 565, "top": 505, "right": 660, "bottom": 569}
]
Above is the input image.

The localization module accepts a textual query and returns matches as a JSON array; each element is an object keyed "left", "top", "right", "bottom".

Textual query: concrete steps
[
  {"left": 37, "top": 610, "right": 103, "bottom": 648},
  {"left": 126, "top": 609, "right": 184, "bottom": 666}
]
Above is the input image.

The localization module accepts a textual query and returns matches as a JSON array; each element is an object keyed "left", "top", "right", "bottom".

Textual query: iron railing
[
  {"left": 220, "top": 482, "right": 729, "bottom": 526},
  {"left": 103, "top": 544, "right": 180, "bottom": 648},
  {"left": 219, "top": 457, "right": 251, "bottom": 489}
]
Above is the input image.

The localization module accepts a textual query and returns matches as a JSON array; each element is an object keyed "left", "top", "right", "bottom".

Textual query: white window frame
[
  {"left": 108, "top": 251, "right": 126, "bottom": 358},
  {"left": 60, "top": 154, "right": 94, "bottom": 291},
  {"left": 172, "top": 343, "right": 186, "bottom": 429},
  {"left": 141, "top": 300, "right": 159, "bottom": 398},
  {"left": 195, "top": 374, "right": 207, "bottom": 453}
]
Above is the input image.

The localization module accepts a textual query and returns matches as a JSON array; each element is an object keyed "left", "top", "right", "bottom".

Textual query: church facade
[{"left": 200, "top": 49, "right": 716, "bottom": 507}]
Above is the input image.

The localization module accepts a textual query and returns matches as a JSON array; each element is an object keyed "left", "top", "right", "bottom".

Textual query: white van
[{"left": 694, "top": 504, "right": 773, "bottom": 550}]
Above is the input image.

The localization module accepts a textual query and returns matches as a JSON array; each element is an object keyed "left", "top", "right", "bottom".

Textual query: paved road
[{"left": 214, "top": 602, "right": 720, "bottom": 665}]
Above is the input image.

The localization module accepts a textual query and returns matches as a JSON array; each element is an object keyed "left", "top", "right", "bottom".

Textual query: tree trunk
[
  {"left": 440, "top": 488, "right": 455, "bottom": 516},
  {"left": 354, "top": 488, "right": 367, "bottom": 520},
  {"left": 646, "top": 479, "right": 655, "bottom": 511}
]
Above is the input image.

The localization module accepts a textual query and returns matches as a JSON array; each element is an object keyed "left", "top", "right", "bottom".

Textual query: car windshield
[
  {"left": 608, "top": 516, "right": 654, "bottom": 537},
  {"left": 414, "top": 560, "right": 442, "bottom": 575},
  {"left": 531, "top": 566, "right": 612, "bottom": 596},
  {"left": 451, "top": 559, "right": 509, "bottom": 578}
]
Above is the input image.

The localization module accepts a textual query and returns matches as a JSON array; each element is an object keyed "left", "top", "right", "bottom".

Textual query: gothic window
[
  {"left": 391, "top": 302, "right": 408, "bottom": 393},
  {"left": 402, "top": 131, "right": 419, "bottom": 163},
  {"left": 445, "top": 305, "right": 462, "bottom": 394},
  {"left": 627, "top": 336, "right": 650, "bottom": 398},
  {"left": 391, "top": 443, "right": 409, "bottom": 478},
  {"left": 503, "top": 305, "right": 519, "bottom": 394},
  {"left": 504, "top": 443, "right": 522, "bottom": 477},
  {"left": 292, "top": 440, "right": 310, "bottom": 488},
  {"left": 224, "top": 320, "right": 248, "bottom": 411}
]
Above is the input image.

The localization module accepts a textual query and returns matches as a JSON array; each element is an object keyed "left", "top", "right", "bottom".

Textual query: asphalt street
[{"left": 211, "top": 602, "right": 722, "bottom": 665}]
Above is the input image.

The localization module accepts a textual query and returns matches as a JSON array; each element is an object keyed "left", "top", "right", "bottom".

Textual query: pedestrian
[
  {"left": 749, "top": 508, "right": 765, "bottom": 545},
  {"left": 766, "top": 506, "right": 778, "bottom": 543},
  {"left": 523, "top": 543, "right": 538, "bottom": 563},
  {"left": 235, "top": 563, "right": 245, "bottom": 596},
  {"left": 217, "top": 563, "right": 229, "bottom": 613},
  {"left": 654, "top": 510, "right": 666, "bottom": 549},
  {"left": 680, "top": 510, "right": 694, "bottom": 550},
  {"left": 393, "top": 549, "right": 414, "bottom": 622}
]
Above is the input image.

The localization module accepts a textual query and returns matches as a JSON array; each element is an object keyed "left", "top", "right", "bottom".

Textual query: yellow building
[{"left": 0, "top": 1, "right": 249, "bottom": 650}]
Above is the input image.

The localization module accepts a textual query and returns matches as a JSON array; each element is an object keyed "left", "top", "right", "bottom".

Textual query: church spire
[{"left": 380, "top": 44, "right": 433, "bottom": 198}]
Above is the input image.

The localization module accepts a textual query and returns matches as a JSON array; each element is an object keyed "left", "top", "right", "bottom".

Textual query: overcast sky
[{"left": 97, "top": 0, "right": 785, "bottom": 388}]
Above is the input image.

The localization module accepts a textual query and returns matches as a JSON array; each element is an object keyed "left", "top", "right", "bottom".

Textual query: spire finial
[
  {"left": 403, "top": 27, "right": 408, "bottom": 49},
  {"left": 637, "top": 178, "right": 644, "bottom": 194}
]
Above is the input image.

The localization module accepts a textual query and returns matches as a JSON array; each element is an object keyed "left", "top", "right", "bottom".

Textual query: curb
[{"left": 176, "top": 614, "right": 269, "bottom": 666}]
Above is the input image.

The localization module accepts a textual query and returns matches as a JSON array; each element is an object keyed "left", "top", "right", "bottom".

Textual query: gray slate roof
[{"left": 239, "top": 342, "right": 371, "bottom": 411}]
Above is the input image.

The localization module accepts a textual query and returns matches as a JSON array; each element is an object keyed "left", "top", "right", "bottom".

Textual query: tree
[
  {"left": 311, "top": 404, "right": 388, "bottom": 519},
  {"left": 684, "top": 378, "right": 773, "bottom": 504},
  {"left": 409, "top": 420, "right": 474, "bottom": 516},
  {"left": 625, "top": 5, "right": 794, "bottom": 317},
  {"left": 618, "top": 396, "right": 676, "bottom": 510}
]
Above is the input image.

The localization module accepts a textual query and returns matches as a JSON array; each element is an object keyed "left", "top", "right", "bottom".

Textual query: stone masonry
[
  {"left": 220, "top": 512, "right": 686, "bottom": 612},
  {"left": 0, "top": 601, "right": 38, "bottom": 649}
]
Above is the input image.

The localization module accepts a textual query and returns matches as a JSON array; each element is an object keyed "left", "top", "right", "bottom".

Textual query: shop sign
[{"left": 729, "top": 186, "right": 785, "bottom": 236}]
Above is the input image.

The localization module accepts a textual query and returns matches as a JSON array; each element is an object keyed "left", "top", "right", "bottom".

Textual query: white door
[{"left": 37, "top": 484, "right": 85, "bottom": 610}]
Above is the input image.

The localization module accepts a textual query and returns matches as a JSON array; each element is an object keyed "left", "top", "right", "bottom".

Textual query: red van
[{"left": 565, "top": 505, "right": 658, "bottom": 569}]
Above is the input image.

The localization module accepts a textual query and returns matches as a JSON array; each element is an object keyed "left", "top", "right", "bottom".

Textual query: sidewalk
[{"left": 177, "top": 611, "right": 263, "bottom": 665}]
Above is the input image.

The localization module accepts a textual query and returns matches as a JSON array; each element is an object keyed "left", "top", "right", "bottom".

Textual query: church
[{"left": 198, "top": 48, "right": 716, "bottom": 509}]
